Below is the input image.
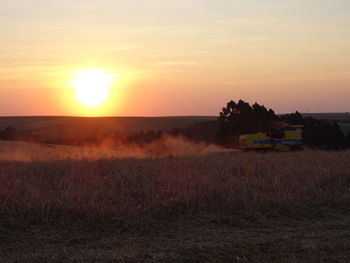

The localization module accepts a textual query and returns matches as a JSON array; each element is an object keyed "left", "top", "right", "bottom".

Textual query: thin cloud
[{"left": 154, "top": 61, "right": 197, "bottom": 67}]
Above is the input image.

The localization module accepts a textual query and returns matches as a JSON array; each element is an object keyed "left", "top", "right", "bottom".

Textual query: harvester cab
[{"left": 239, "top": 125, "right": 303, "bottom": 151}]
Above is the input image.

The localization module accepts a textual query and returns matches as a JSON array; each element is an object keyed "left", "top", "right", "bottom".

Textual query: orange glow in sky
[{"left": 0, "top": 1, "right": 349, "bottom": 116}]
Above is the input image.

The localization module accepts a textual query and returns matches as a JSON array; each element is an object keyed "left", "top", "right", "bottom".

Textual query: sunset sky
[{"left": 1, "top": 0, "right": 349, "bottom": 116}]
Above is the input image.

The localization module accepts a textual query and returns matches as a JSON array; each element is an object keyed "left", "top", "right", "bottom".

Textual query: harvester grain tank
[{"left": 239, "top": 125, "right": 303, "bottom": 151}]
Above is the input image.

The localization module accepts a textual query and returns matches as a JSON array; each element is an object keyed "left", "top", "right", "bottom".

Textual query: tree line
[
  {"left": 1, "top": 99, "right": 350, "bottom": 150},
  {"left": 217, "top": 99, "right": 350, "bottom": 150}
]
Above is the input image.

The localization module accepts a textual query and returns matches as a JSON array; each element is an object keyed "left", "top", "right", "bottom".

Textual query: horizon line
[{"left": 0, "top": 112, "right": 349, "bottom": 118}]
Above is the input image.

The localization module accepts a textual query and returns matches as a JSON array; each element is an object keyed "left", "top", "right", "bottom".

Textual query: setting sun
[{"left": 70, "top": 69, "right": 114, "bottom": 107}]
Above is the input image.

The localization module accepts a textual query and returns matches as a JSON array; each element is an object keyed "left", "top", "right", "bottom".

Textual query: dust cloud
[{"left": 0, "top": 135, "right": 230, "bottom": 161}]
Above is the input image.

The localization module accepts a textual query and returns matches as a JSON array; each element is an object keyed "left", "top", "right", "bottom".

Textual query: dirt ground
[{"left": 1, "top": 211, "right": 350, "bottom": 263}]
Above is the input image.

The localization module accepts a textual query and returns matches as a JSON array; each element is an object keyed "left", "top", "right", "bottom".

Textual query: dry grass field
[
  {"left": 0, "top": 114, "right": 349, "bottom": 262},
  {"left": 1, "top": 150, "right": 350, "bottom": 262},
  {"left": 0, "top": 138, "right": 227, "bottom": 161}
]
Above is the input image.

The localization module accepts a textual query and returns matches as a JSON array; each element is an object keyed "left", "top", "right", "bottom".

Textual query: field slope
[{"left": 0, "top": 116, "right": 216, "bottom": 138}]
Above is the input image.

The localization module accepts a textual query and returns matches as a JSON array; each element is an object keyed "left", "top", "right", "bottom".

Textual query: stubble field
[{"left": 1, "top": 150, "right": 350, "bottom": 262}]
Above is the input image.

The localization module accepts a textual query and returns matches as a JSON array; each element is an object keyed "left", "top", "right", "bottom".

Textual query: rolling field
[
  {"left": 2, "top": 113, "right": 349, "bottom": 135},
  {"left": 0, "top": 115, "right": 349, "bottom": 262},
  {"left": 0, "top": 140, "right": 115, "bottom": 161},
  {"left": 1, "top": 150, "right": 350, "bottom": 262},
  {"left": 0, "top": 114, "right": 349, "bottom": 144},
  {"left": 0, "top": 116, "right": 217, "bottom": 141},
  {"left": 303, "top": 113, "right": 350, "bottom": 121},
  {"left": 0, "top": 138, "right": 228, "bottom": 161},
  {"left": 303, "top": 113, "right": 350, "bottom": 135}
]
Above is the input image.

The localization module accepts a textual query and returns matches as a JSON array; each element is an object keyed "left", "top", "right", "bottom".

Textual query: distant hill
[
  {"left": 0, "top": 114, "right": 349, "bottom": 144},
  {"left": 0, "top": 116, "right": 217, "bottom": 142},
  {"left": 301, "top": 113, "right": 350, "bottom": 135},
  {"left": 302, "top": 113, "right": 350, "bottom": 122}
]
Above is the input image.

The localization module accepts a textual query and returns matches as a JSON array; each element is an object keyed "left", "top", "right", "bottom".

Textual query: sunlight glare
[{"left": 70, "top": 69, "right": 114, "bottom": 107}]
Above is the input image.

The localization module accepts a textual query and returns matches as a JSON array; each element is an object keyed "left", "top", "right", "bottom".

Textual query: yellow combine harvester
[{"left": 239, "top": 125, "right": 303, "bottom": 151}]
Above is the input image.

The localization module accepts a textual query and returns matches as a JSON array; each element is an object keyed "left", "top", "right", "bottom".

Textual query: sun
[{"left": 70, "top": 69, "right": 114, "bottom": 107}]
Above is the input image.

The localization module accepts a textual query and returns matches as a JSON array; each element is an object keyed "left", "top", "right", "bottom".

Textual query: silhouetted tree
[
  {"left": 218, "top": 101, "right": 346, "bottom": 150},
  {"left": 217, "top": 99, "right": 277, "bottom": 141},
  {"left": 345, "top": 131, "right": 350, "bottom": 148},
  {"left": 182, "top": 121, "right": 219, "bottom": 143},
  {"left": 280, "top": 113, "right": 346, "bottom": 150},
  {"left": 279, "top": 111, "right": 304, "bottom": 125}
]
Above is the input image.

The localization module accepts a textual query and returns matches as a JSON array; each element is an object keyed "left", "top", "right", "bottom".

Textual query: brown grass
[
  {"left": 1, "top": 150, "right": 350, "bottom": 262},
  {"left": 1, "top": 150, "right": 350, "bottom": 222}
]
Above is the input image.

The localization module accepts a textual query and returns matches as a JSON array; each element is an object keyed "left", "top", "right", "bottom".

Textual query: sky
[{"left": 0, "top": 0, "right": 349, "bottom": 116}]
